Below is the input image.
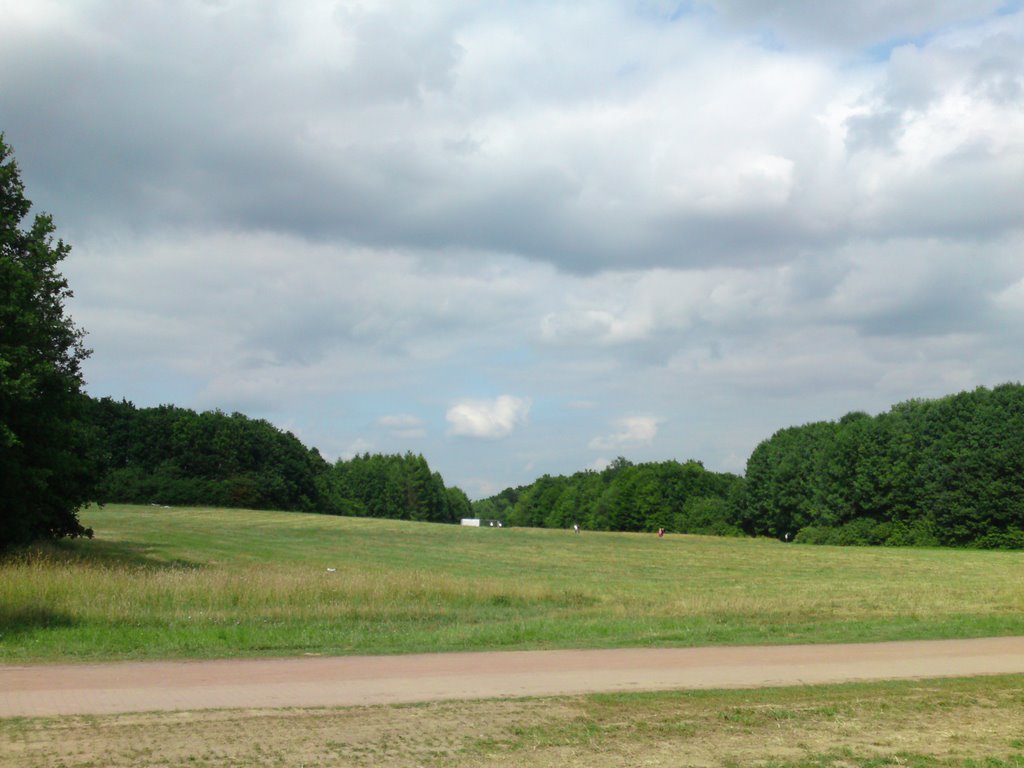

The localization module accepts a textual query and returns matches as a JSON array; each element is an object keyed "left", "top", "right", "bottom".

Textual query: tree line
[
  {"left": 85, "top": 397, "right": 471, "bottom": 524},
  {"left": 729, "top": 383, "right": 1024, "bottom": 548},
  {"left": 471, "top": 385, "right": 1024, "bottom": 548},
  {"left": 473, "top": 457, "right": 744, "bottom": 535}
]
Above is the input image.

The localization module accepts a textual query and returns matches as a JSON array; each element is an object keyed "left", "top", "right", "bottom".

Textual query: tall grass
[{"left": 2, "top": 504, "right": 1023, "bottom": 661}]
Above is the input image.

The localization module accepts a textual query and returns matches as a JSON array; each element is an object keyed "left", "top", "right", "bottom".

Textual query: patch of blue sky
[
  {"left": 996, "top": 0, "right": 1024, "bottom": 16},
  {"left": 861, "top": 32, "right": 935, "bottom": 63},
  {"left": 863, "top": 0, "right": 1023, "bottom": 62},
  {"left": 631, "top": 1, "right": 697, "bottom": 24}
]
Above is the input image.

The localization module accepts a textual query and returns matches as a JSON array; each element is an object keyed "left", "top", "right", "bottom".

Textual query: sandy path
[{"left": 3, "top": 636, "right": 1024, "bottom": 717}]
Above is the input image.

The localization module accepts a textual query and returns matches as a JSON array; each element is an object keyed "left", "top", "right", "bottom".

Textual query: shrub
[{"left": 973, "top": 530, "right": 1024, "bottom": 550}]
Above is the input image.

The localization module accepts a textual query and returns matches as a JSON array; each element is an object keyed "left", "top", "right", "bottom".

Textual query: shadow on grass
[
  {"left": 0, "top": 605, "right": 76, "bottom": 639},
  {"left": 4, "top": 538, "right": 202, "bottom": 571}
]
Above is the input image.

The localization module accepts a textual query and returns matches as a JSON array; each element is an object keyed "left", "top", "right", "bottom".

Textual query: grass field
[
  {"left": 2, "top": 504, "right": 1023, "bottom": 662},
  {"left": 4, "top": 504, "right": 1024, "bottom": 767}
]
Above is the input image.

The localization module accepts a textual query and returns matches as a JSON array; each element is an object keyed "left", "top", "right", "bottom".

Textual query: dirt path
[{"left": 3, "top": 636, "right": 1024, "bottom": 717}]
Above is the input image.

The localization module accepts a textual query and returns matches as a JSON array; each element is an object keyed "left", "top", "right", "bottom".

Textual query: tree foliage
[
  {"left": 86, "top": 398, "right": 329, "bottom": 512},
  {"left": 318, "top": 452, "right": 462, "bottom": 523},
  {"left": 85, "top": 397, "right": 469, "bottom": 523},
  {"left": 0, "top": 135, "right": 99, "bottom": 549},
  {"left": 475, "top": 457, "right": 743, "bottom": 534},
  {"left": 732, "top": 384, "right": 1024, "bottom": 547}
]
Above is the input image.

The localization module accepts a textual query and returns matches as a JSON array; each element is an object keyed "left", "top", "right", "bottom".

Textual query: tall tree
[{"left": 0, "top": 135, "right": 98, "bottom": 549}]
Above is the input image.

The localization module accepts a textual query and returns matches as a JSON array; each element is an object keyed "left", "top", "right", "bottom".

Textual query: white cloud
[
  {"left": 589, "top": 417, "right": 661, "bottom": 451},
  {"left": 446, "top": 395, "right": 531, "bottom": 439}
]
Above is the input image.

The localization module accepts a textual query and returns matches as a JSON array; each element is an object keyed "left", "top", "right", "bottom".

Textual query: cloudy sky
[{"left": 3, "top": 1, "right": 1023, "bottom": 497}]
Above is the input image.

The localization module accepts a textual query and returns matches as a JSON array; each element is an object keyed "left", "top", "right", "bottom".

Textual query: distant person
[
  {"left": 573, "top": 523, "right": 580, "bottom": 534},
  {"left": 658, "top": 528, "right": 665, "bottom": 538}
]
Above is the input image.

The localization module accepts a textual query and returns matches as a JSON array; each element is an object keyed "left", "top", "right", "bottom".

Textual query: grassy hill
[{"left": 3, "top": 504, "right": 1024, "bottom": 662}]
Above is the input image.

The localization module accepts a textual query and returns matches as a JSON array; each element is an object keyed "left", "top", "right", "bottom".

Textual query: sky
[{"left": 2, "top": 1, "right": 1023, "bottom": 498}]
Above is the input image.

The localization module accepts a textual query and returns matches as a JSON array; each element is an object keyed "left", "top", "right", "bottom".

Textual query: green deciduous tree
[
  {"left": 735, "top": 384, "right": 1024, "bottom": 547},
  {"left": 478, "top": 458, "right": 741, "bottom": 534},
  {"left": 86, "top": 398, "right": 332, "bottom": 513},
  {"left": 0, "top": 135, "right": 98, "bottom": 549}
]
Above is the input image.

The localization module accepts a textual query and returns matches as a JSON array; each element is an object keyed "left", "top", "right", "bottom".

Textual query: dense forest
[
  {"left": 84, "top": 398, "right": 470, "bottom": 524},
  {"left": 730, "top": 383, "right": 1024, "bottom": 548},
  {"left": 472, "top": 458, "right": 744, "bottom": 535},
  {"left": 317, "top": 451, "right": 471, "bottom": 523}
]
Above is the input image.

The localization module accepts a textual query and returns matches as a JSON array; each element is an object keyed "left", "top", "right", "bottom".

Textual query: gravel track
[{"left": 3, "top": 636, "right": 1024, "bottom": 717}]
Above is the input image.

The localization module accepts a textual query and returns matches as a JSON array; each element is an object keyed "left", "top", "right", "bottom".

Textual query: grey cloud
[
  {"left": 818, "top": 240, "right": 1022, "bottom": 345},
  {"left": 844, "top": 109, "right": 903, "bottom": 153},
  {"left": 847, "top": 260, "right": 998, "bottom": 339},
  {"left": 874, "top": 161, "right": 1023, "bottom": 241},
  {"left": 66, "top": 230, "right": 561, "bottom": 397},
  {"left": 700, "top": 0, "right": 1006, "bottom": 50},
  {"left": 858, "top": 301, "right": 991, "bottom": 339},
  {"left": 970, "top": 34, "right": 1024, "bottom": 103},
  {"left": 329, "top": 6, "right": 464, "bottom": 102},
  {"left": 888, "top": 30, "right": 1024, "bottom": 110},
  {"left": 7, "top": 2, "right": 1018, "bottom": 277},
  {"left": 0, "top": 1, "right": 837, "bottom": 271},
  {"left": 3, "top": 3, "right": 462, "bottom": 231}
]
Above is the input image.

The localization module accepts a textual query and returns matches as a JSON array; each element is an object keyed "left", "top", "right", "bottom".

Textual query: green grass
[
  {"left": 460, "top": 676, "right": 1024, "bottom": 767},
  {"left": 2, "top": 504, "right": 1024, "bottom": 662}
]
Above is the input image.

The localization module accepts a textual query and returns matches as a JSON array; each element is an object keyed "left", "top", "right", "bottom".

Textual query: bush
[
  {"left": 831, "top": 518, "right": 879, "bottom": 546},
  {"left": 795, "top": 518, "right": 927, "bottom": 547},
  {"left": 883, "top": 519, "right": 941, "bottom": 548},
  {"left": 793, "top": 526, "right": 833, "bottom": 545},
  {"left": 973, "top": 530, "right": 1024, "bottom": 550},
  {"left": 673, "top": 496, "right": 743, "bottom": 537}
]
